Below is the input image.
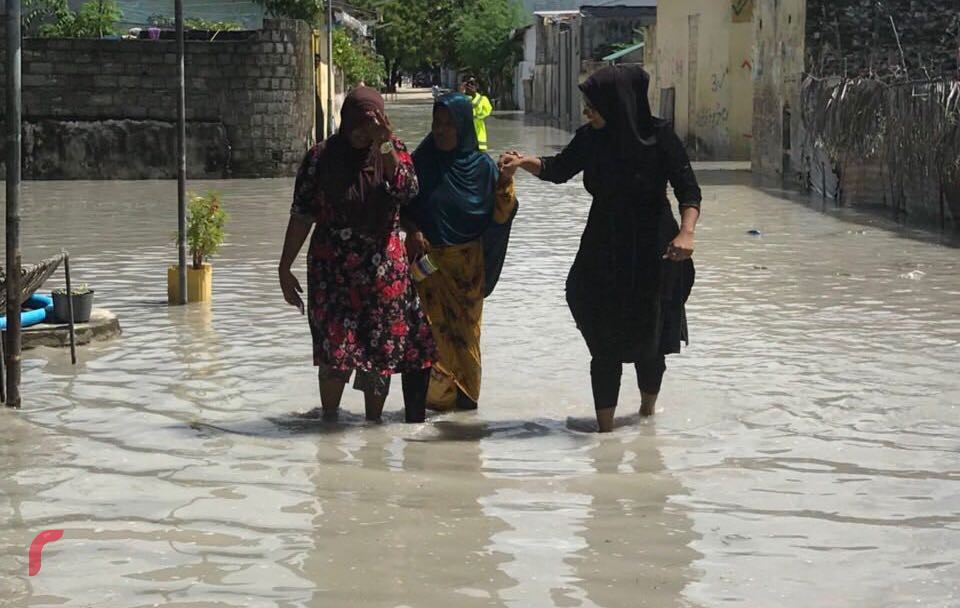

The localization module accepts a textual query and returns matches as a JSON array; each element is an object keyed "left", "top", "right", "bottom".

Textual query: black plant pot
[{"left": 52, "top": 291, "right": 95, "bottom": 324}]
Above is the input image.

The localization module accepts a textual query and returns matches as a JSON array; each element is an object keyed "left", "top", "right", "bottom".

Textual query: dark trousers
[
  {"left": 590, "top": 355, "right": 666, "bottom": 411},
  {"left": 402, "top": 368, "right": 431, "bottom": 422}
]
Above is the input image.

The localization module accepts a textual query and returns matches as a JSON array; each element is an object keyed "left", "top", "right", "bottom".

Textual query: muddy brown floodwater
[{"left": 1, "top": 100, "right": 958, "bottom": 607}]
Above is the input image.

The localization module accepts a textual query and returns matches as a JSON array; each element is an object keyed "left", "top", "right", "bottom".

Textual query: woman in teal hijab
[{"left": 404, "top": 93, "right": 518, "bottom": 411}]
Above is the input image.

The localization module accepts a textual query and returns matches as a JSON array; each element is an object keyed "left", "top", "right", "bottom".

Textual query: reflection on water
[{"left": 0, "top": 101, "right": 958, "bottom": 607}]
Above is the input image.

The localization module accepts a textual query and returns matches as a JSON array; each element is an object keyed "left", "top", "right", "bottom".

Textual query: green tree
[
  {"left": 364, "top": 0, "right": 430, "bottom": 90},
  {"left": 23, "top": 0, "right": 68, "bottom": 36},
  {"left": 37, "top": 0, "right": 123, "bottom": 38},
  {"left": 254, "top": 0, "right": 323, "bottom": 26},
  {"left": 454, "top": 0, "right": 525, "bottom": 101},
  {"left": 333, "top": 29, "right": 386, "bottom": 87},
  {"left": 353, "top": 0, "right": 485, "bottom": 91}
]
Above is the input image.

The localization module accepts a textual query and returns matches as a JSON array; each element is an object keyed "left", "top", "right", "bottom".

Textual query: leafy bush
[
  {"left": 185, "top": 18, "right": 244, "bottom": 32},
  {"left": 52, "top": 283, "right": 93, "bottom": 296},
  {"left": 37, "top": 0, "right": 123, "bottom": 38},
  {"left": 23, "top": 0, "right": 69, "bottom": 36},
  {"left": 253, "top": 0, "right": 323, "bottom": 26},
  {"left": 333, "top": 29, "right": 386, "bottom": 88},
  {"left": 186, "top": 192, "right": 229, "bottom": 269}
]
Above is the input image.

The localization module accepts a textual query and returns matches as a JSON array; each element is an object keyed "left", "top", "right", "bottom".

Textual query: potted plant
[
  {"left": 167, "top": 191, "right": 228, "bottom": 304},
  {"left": 52, "top": 283, "right": 95, "bottom": 324}
]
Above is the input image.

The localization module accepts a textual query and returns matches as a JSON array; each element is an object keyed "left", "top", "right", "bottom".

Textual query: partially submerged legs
[{"left": 591, "top": 355, "right": 667, "bottom": 432}]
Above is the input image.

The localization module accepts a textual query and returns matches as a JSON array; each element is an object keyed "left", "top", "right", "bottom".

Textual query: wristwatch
[{"left": 379, "top": 140, "right": 394, "bottom": 155}]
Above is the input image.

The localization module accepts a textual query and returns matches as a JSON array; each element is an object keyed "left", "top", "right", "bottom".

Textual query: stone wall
[
  {"left": 805, "top": 0, "right": 959, "bottom": 79},
  {"left": 752, "top": 0, "right": 959, "bottom": 229},
  {"left": 754, "top": 0, "right": 960, "bottom": 181},
  {"left": 0, "top": 19, "right": 315, "bottom": 179}
]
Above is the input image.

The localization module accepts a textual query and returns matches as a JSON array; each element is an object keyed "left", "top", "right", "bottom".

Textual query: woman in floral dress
[{"left": 278, "top": 87, "right": 436, "bottom": 423}]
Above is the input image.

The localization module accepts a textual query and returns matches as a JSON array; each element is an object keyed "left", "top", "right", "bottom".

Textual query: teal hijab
[{"left": 410, "top": 93, "right": 499, "bottom": 246}]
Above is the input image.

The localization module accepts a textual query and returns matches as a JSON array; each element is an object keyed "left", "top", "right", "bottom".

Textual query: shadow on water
[
  {"left": 187, "top": 410, "right": 654, "bottom": 443},
  {"left": 751, "top": 174, "right": 960, "bottom": 248}
]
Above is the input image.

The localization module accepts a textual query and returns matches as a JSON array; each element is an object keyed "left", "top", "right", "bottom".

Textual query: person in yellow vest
[{"left": 462, "top": 77, "right": 492, "bottom": 151}]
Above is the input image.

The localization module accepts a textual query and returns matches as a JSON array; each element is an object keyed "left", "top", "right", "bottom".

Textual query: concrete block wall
[{"left": 0, "top": 19, "right": 315, "bottom": 179}]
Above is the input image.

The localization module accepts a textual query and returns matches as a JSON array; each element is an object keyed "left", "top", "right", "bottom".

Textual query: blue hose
[{"left": 0, "top": 293, "right": 54, "bottom": 330}]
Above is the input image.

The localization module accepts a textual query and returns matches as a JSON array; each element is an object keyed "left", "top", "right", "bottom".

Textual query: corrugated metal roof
[
  {"left": 584, "top": 0, "right": 656, "bottom": 6},
  {"left": 601, "top": 41, "right": 645, "bottom": 62}
]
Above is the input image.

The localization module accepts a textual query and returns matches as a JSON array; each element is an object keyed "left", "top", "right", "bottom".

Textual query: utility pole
[
  {"left": 327, "top": 0, "right": 336, "bottom": 137},
  {"left": 175, "top": 0, "right": 187, "bottom": 304},
  {"left": 5, "top": 0, "right": 24, "bottom": 407}
]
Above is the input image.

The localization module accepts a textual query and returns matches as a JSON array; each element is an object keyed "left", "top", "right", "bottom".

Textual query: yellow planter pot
[{"left": 167, "top": 264, "right": 213, "bottom": 304}]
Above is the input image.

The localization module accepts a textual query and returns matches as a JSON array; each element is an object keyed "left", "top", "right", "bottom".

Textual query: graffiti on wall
[
  {"left": 732, "top": 0, "right": 754, "bottom": 23},
  {"left": 711, "top": 69, "right": 729, "bottom": 92},
  {"left": 697, "top": 104, "right": 730, "bottom": 127}
]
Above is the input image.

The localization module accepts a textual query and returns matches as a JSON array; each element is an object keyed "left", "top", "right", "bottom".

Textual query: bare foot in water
[
  {"left": 596, "top": 407, "right": 615, "bottom": 433},
  {"left": 294, "top": 407, "right": 340, "bottom": 422},
  {"left": 640, "top": 392, "right": 658, "bottom": 417}
]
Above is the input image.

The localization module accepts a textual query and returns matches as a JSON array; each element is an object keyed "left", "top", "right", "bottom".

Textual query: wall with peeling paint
[
  {"left": 655, "top": 0, "right": 755, "bottom": 161},
  {"left": 751, "top": 0, "right": 807, "bottom": 181}
]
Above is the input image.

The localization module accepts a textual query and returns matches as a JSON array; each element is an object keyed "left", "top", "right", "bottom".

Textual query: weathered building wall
[
  {"left": 751, "top": 0, "right": 807, "bottom": 180},
  {"left": 514, "top": 25, "right": 537, "bottom": 112},
  {"left": 0, "top": 19, "right": 315, "bottom": 179},
  {"left": 655, "top": 0, "right": 755, "bottom": 161},
  {"left": 529, "top": 12, "right": 582, "bottom": 131},
  {"left": 526, "top": 8, "right": 658, "bottom": 132}
]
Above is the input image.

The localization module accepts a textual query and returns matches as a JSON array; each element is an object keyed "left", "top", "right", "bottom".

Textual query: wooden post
[
  {"left": 0, "top": 331, "right": 6, "bottom": 404},
  {"left": 5, "top": 0, "right": 24, "bottom": 408},
  {"left": 63, "top": 252, "right": 76, "bottom": 365},
  {"left": 175, "top": 0, "right": 188, "bottom": 305}
]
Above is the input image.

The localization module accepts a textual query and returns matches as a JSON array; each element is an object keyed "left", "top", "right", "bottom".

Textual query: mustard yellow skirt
[{"left": 415, "top": 181, "right": 516, "bottom": 410}]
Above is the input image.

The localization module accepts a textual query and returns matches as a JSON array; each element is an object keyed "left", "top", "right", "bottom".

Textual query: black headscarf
[{"left": 578, "top": 65, "right": 656, "bottom": 160}]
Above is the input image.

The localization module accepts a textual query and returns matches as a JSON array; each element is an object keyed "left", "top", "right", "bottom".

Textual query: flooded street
[{"left": 1, "top": 100, "right": 959, "bottom": 607}]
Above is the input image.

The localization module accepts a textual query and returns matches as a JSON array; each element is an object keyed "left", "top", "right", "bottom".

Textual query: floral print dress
[{"left": 291, "top": 137, "right": 436, "bottom": 376}]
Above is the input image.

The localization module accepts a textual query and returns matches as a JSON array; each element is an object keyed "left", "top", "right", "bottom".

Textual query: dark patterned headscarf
[{"left": 315, "top": 87, "right": 393, "bottom": 234}]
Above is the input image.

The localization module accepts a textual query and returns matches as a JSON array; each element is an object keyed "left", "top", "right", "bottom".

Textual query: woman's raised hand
[
  {"left": 367, "top": 109, "right": 393, "bottom": 146},
  {"left": 499, "top": 150, "right": 525, "bottom": 177},
  {"left": 498, "top": 151, "right": 521, "bottom": 180},
  {"left": 499, "top": 150, "right": 544, "bottom": 177}
]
